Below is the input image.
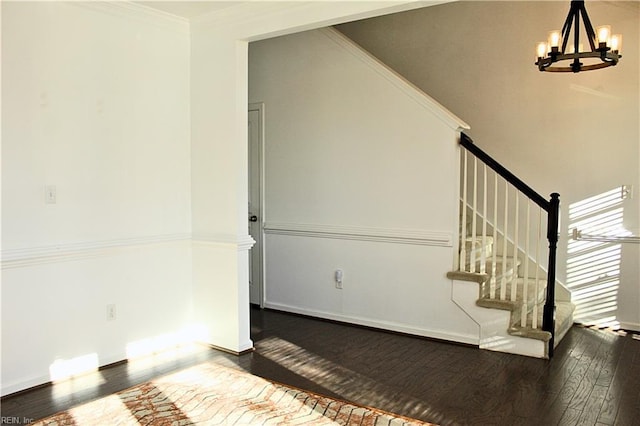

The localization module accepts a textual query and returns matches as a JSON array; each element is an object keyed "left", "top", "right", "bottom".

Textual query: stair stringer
[{"left": 450, "top": 276, "right": 548, "bottom": 358}]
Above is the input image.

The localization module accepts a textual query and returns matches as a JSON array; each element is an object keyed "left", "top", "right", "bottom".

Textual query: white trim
[
  {"left": 191, "top": 1, "right": 308, "bottom": 28},
  {"left": 238, "top": 235, "right": 257, "bottom": 252},
  {"left": 0, "top": 347, "right": 127, "bottom": 397},
  {"left": 264, "top": 222, "right": 452, "bottom": 247},
  {"left": 249, "top": 102, "right": 267, "bottom": 308},
  {"left": 71, "top": 1, "right": 189, "bottom": 34},
  {"left": 620, "top": 322, "right": 640, "bottom": 332},
  {"left": 264, "top": 301, "right": 477, "bottom": 345},
  {"left": 191, "top": 233, "right": 256, "bottom": 252},
  {"left": 190, "top": 1, "right": 444, "bottom": 39},
  {"left": 2, "top": 232, "right": 258, "bottom": 269},
  {"left": 320, "top": 27, "right": 470, "bottom": 132},
  {"left": 1, "top": 234, "right": 191, "bottom": 269}
]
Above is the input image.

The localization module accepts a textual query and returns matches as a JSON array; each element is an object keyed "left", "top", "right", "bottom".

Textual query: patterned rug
[{"left": 32, "top": 359, "right": 435, "bottom": 425}]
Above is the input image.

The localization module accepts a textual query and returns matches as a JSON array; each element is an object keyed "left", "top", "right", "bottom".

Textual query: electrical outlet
[
  {"left": 622, "top": 185, "right": 633, "bottom": 200},
  {"left": 335, "top": 269, "right": 343, "bottom": 289},
  {"left": 106, "top": 304, "right": 116, "bottom": 321}
]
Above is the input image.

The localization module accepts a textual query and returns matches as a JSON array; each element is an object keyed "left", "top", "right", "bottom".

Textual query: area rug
[{"left": 32, "top": 359, "right": 435, "bottom": 425}]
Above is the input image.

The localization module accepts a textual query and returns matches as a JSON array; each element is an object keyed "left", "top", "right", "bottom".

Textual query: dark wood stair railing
[{"left": 459, "top": 133, "right": 560, "bottom": 357}]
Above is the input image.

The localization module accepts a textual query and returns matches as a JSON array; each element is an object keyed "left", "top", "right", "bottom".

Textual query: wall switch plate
[
  {"left": 335, "top": 269, "right": 343, "bottom": 289},
  {"left": 106, "top": 304, "right": 116, "bottom": 321},
  {"left": 45, "top": 185, "right": 57, "bottom": 204}
]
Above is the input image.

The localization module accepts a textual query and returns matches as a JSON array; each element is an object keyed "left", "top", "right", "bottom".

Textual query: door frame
[{"left": 248, "top": 102, "right": 266, "bottom": 308}]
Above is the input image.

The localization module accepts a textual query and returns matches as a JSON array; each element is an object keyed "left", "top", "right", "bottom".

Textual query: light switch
[{"left": 45, "top": 185, "right": 57, "bottom": 204}]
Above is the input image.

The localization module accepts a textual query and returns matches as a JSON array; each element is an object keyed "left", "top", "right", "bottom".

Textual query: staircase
[{"left": 448, "top": 133, "right": 575, "bottom": 359}]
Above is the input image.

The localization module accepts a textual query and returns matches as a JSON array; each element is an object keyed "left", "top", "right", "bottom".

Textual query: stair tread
[
  {"left": 508, "top": 326, "right": 552, "bottom": 342},
  {"left": 462, "top": 236, "right": 494, "bottom": 243},
  {"left": 507, "top": 301, "right": 576, "bottom": 342},
  {"left": 456, "top": 257, "right": 521, "bottom": 277},
  {"left": 479, "top": 277, "right": 547, "bottom": 308},
  {"left": 447, "top": 271, "right": 489, "bottom": 284},
  {"left": 465, "top": 259, "right": 522, "bottom": 279}
]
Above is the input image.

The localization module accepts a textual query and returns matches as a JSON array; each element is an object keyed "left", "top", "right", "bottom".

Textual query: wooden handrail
[{"left": 460, "top": 133, "right": 550, "bottom": 211}]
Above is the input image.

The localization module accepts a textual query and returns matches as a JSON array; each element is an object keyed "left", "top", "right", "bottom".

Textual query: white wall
[
  {"left": 2, "top": 0, "right": 444, "bottom": 395},
  {"left": 249, "top": 28, "right": 478, "bottom": 342},
  {"left": 188, "top": 1, "right": 452, "bottom": 356},
  {"left": 1, "top": 2, "right": 193, "bottom": 394},
  {"left": 338, "top": 1, "right": 640, "bottom": 330}
]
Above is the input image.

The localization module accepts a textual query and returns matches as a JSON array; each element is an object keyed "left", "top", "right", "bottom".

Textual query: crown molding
[
  {"left": 71, "top": 1, "right": 189, "bottom": 34},
  {"left": 189, "top": 1, "right": 442, "bottom": 41}
]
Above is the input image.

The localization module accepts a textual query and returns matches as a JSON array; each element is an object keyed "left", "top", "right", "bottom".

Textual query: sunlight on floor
[
  {"left": 49, "top": 353, "right": 100, "bottom": 382},
  {"left": 125, "top": 324, "right": 208, "bottom": 360},
  {"left": 49, "top": 353, "right": 106, "bottom": 401},
  {"left": 48, "top": 325, "right": 208, "bottom": 402},
  {"left": 568, "top": 187, "right": 631, "bottom": 329},
  {"left": 255, "top": 335, "right": 444, "bottom": 423}
]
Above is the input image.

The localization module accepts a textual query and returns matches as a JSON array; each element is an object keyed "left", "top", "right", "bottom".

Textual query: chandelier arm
[
  {"left": 572, "top": 5, "right": 581, "bottom": 71},
  {"left": 578, "top": 2, "right": 597, "bottom": 51},
  {"left": 560, "top": 2, "right": 578, "bottom": 52}
]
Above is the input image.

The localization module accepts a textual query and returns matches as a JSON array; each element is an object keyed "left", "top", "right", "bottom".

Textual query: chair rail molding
[
  {"left": 1, "top": 233, "right": 192, "bottom": 270},
  {"left": 264, "top": 222, "right": 452, "bottom": 247}
]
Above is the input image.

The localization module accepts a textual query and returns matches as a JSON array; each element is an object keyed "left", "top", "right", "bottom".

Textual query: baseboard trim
[
  {"left": 203, "top": 343, "right": 255, "bottom": 356},
  {"left": 619, "top": 321, "right": 640, "bottom": 332},
  {"left": 0, "top": 349, "right": 128, "bottom": 397},
  {"left": 263, "top": 301, "right": 477, "bottom": 346}
]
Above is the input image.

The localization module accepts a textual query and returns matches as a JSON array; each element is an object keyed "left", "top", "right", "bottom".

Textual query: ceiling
[{"left": 136, "top": 1, "right": 242, "bottom": 19}]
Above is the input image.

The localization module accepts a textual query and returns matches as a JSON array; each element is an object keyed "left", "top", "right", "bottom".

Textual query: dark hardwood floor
[{"left": 2, "top": 307, "right": 639, "bottom": 425}]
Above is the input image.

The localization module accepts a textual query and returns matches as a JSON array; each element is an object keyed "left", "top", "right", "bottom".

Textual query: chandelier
[{"left": 535, "top": 0, "right": 622, "bottom": 73}]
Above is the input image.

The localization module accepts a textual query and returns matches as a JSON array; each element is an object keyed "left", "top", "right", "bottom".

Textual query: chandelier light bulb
[
  {"left": 596, "top": 25, "right": 611, "bottom": 46},
  {"left": 536, "top": 42, "right": 548, "bottom": 59},
  {"left": 548, "top": 30, "right": 562, "bottom": 49},
  {"left": 610, "top": 34, "right": 622, "bottom": 53}
]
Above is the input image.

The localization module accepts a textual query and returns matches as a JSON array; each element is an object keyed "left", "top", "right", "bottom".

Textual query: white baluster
[
  {"left": 511, "top": 192, "right": 519, "bottom": 303},
  {"left": 500, "top": 183, "right": 509, "bottom": 301},
  {"left": 470, "top": 157, "right": 478, "bottom": 273},
  {"left": 481, "top": 164, "right": 488, "bottom": 275},
  {"left": 460, "top": 150, "right": 468, "bottom": 272},
  {"left": 491, "top": 172, "right": 498, "bottom": 299},
  {"left": 521, "top": 201, "right": 531, "bottom": 327},
  {"left": 532, "top": 208, "right": 542, "bottom": 329}
]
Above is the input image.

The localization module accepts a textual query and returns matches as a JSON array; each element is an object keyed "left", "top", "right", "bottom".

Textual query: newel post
[{"left": 543, "top": 193, "right": 560, "bottom": 358}]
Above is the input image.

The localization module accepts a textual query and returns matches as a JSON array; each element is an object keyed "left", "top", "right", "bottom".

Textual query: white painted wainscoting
[
  {"left": 1, "top": 236, "right": 194, "bottom": 396},
  {"left": 263, "top": 223, "right": 479, "bottom": 345}
]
